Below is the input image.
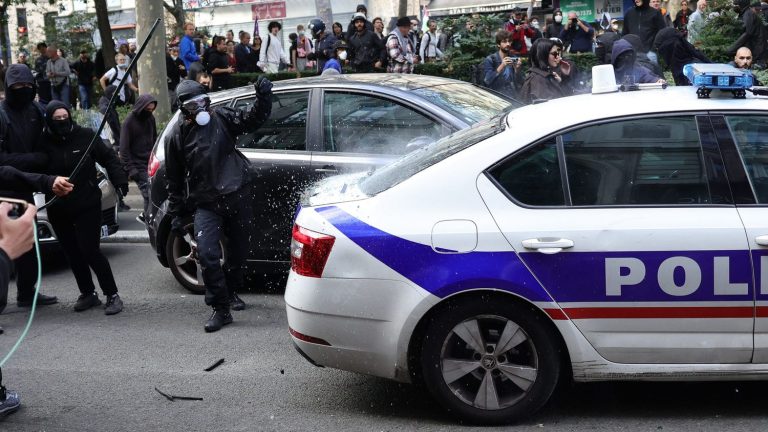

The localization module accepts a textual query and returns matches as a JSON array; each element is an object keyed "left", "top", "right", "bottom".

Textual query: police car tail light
[
  {"left": 148, "top": 152, "right": 161, "bottom": 178},
  {"left": 291, "top": 224, "right": 335, "bottom": 277}
]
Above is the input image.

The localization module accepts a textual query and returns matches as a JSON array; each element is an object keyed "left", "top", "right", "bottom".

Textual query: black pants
[
  {"left": 131, "top": 170, "right": 150, "bottom": 217},
  {"left": 194, "top": 185, "right": 252, "bottom": 309},
  {"left": 11, "top": 193, "right": 38, "bottom": 302},
  {"left": 48, "top": 201, "right": 118, "bottom": 297}
]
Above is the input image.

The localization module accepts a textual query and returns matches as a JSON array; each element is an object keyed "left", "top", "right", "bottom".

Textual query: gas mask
[
  {"left": 181, "top": 95, "right": 212, "bottom": 126},
  {"left": 338, "top": 51, "right": 348, "bottom": 61}
]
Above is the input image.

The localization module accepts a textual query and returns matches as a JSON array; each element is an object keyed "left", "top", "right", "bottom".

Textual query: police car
[{"left": 285, "top": 85, "right": 768, "bottom": 424}]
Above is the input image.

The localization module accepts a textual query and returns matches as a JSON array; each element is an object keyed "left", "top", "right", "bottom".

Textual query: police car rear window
[{"left": 359, "top": 119, "right": 503, "bottom": 196}]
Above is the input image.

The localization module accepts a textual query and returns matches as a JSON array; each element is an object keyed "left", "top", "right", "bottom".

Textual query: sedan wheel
[
  {"left": 420, "top": 298, "right": 561, "bottom": 425},
  {"left": 165, "top": 220, "right": 226, "bottom": 295}
]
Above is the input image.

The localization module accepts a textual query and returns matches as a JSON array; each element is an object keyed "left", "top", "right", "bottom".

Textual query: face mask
[
  {"left": 195, "top": 111, "right": 211, "bottom": 126},
  {"left": 299, "top": 31, "right": 305, "bottom": 36},
  {"left": 612, "top": 24, "right": 619, "bottom": 30},
  {"left": 138, "top": 109, "right": 153, "bottom": 119},
  {"left": 171, "top": 55, "right": 178, "bottom": 60},
  {"left": 118, "top": 63, "right": 128, "bottom": 69},
  {"left": 338, "top": 51, "right": 348, "bottom": 60},
  {"left": 531, "top": 21, "right": 540, "bottom": 28},
  {"left": 51, "top": 119, "right": 72, "bottom": 136},
  {"left": 5, "top": 87, "right": 35, "bottom": 108},
  {"left": 555, "top": 15, "right": 563, "bottom": 23}
]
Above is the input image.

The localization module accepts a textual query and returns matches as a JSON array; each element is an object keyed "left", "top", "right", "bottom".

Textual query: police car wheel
[
  {"left": 420, "top": 298, "right": 560, "bottom": 425},
  {"left": 165, "top": 219, "right": 227, "bottom": 295}
]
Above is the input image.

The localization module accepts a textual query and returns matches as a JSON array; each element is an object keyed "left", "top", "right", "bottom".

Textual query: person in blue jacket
[
  {"left": 179, "top": 22, "right": 201, "bottom": 73},
  {"left": 481, "top": 30, "right": 525, "bottom": 99}
]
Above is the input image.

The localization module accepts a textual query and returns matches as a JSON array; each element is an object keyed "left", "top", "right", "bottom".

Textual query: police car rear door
[
  {"left": 712, "top": 113, "right": 768, "bottom": 362},
  {"left": 479, "top": 114, "right": 753, "bottom": 364}
]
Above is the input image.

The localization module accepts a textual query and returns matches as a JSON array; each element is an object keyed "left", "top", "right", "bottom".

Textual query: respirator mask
[{"left": 182, "top": 95, "right": 211, "bottom": 126}]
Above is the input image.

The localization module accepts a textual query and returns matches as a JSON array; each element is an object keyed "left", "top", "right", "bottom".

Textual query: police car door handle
[
  {"left": 755, "top": 235, "right": 768, "bottom": 246},
  {"left": 521, "top": 238, "right": 574, "bottom": 254}
]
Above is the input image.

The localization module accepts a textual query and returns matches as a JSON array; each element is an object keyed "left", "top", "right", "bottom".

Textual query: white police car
[{"left": 285, "top": 85, "right": 768, "bottom": 424}]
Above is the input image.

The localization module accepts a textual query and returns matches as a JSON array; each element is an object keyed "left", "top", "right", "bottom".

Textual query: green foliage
[
  {"left": 754, "top": 67, "right": 768, "bottom": 85},
  {"left": 441, "top": 14, "right": 505, "bottom": 63},
  {"left": 563, "top": 52, "right": 599, "bottom": 73},
  {"left": 41, "top": 11, "right": 97, "bottom": 57},
  {"left": 696, "top": 8, "right": 743, "bottom": 63},
  {"left": 414, "top": 61, "right": 449, "bottom": 77}
]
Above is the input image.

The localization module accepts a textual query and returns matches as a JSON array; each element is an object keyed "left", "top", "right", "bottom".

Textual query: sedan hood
[{"left": 302, "top": 172, "right": 370, "bottom": 207}]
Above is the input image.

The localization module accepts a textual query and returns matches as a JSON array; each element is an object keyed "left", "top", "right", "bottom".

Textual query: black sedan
[{"left": 147, "top": 74, "right": 518, "bottom": 293}]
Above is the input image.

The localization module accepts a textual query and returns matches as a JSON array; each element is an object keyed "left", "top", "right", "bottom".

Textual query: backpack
[
  {"left": 471, "top": 62, "right": 484, "bottom": 86},
  {"left": 108, "top": 67, "right": 135, "bottom": 105}
]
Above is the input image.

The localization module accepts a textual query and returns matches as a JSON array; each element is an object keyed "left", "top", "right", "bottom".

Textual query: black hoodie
[
  {"left": 622, "top": 0, "right": 667, "bottom": 52},
  {"left": 37, "top": 101, "right": 128, "bottom": 209},
  {"left": 120, "top": 93, "right": 158, "bottom": 178}
]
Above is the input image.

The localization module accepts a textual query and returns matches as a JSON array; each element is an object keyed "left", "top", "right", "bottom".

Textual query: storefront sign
[
  {"left": 560, "top": 0, "right": 628, "bottom": 22},
  {"left": 251, "top": 1, "right": 286, "bottom": 20}
]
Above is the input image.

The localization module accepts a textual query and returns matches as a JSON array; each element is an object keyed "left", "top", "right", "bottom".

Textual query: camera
[{"left": 0, "top": 198, "right": 28, "bottom": 219}]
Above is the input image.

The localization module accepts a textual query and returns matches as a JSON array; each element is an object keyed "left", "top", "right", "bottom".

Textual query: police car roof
[{"left": 506, "top": 86, "right": 768, "bottom": 135}]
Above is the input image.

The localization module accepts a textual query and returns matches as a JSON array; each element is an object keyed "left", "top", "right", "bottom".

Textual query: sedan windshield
[
  {"left": 360, "top": 117, "right": 504, "bottom": 196},
  {"left": 412, "top": 83, "right": 522, "bottom": 124}
]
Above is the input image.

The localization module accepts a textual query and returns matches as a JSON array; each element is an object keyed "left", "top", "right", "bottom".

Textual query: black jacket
[
  {"left": 0, "top": 165, "right": 55, "bottom": 193},
  {"left": 728, "top": 7, "right": 767, "bottom": 60},
  {"left": 654, "top": 28, "right": 710, "bottom": 85},
  {"left": 120, "top": 94, "right": 158, "bottom": 178},
  {"left": 347, "top": 29, "right": 384, "bottom": 70},
  {"left": 622, "top": 0, "right": 667, "bottom": 52},
  {"left": 235, "top": 43, "right": 259, "bottom": 73},
  {"left": 37, "top": 101, "right": 128, "bottom": 209},
  {"left": 165, "top": 92, "right": 272, "bottom": 216}
]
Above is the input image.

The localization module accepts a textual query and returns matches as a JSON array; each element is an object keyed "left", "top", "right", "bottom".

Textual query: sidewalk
[{"left": 103, "top": 190, "right": 150, "bottom": 244}]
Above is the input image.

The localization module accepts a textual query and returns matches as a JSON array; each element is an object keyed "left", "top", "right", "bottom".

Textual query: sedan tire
[
  {"left": 419, "top": 297, "right": 561, "bottom": 425},
  {"left": 165, "top": 218, "right": 227, "bottom": 295}
]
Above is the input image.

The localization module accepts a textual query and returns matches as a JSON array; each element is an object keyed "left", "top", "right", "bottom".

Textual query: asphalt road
[{"left": 3, "top": 244, "right": 768, "bottom": 431}]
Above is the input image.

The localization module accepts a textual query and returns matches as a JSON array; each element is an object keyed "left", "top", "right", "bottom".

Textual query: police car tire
[
  {"left": 419, "top": 298, "right": 560, "bottom": 425},
  {"left": 165, "top": 219, "right": 227, "bottom": 295}
]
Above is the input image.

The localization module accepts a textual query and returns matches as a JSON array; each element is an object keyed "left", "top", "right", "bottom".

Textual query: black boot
[{"left": 204, "top": 307, "right": 233, "bottom": 333}]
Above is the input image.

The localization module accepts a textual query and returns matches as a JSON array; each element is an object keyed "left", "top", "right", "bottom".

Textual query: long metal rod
[{"left": 40, "top": 18, "right": 161, "bottom": 210}]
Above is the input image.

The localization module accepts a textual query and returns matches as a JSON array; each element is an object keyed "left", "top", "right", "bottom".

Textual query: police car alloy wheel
[
  {"left": 419, "top": 297, "right": 561, "bottom": 425},
  {"left": 165, "top": 219, "right": 227, "bottom": 295}
]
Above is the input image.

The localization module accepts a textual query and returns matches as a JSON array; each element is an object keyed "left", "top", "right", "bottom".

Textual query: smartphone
[{"left": 0, "top": 197, "right": 28, "bottom": 219}]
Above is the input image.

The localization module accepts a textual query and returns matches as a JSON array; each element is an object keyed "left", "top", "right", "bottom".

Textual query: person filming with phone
[
  {"left": 481, "top": 30, "right": 525, "bottom": 99},
  {"left": 0, "top": 165, "right": 73, "bottom": 419},
  {"left": 559, "top": 12, "right": 595, "bottom": 53}
]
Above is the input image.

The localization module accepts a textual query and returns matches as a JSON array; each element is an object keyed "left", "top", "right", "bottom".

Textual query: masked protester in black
[
  {"left": 165, "top": 77, "right": 273, "bottom": 332},
  {"left": 36, "top": 101, "right": 129, "bottom": 315},
  {"left": 0, "top": 64, "right": 58, "bottom": 308}
]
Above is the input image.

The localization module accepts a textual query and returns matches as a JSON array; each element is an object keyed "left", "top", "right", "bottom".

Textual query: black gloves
[
  {"left": 171, "top": 216, "right": 187, "bottom": 237},
  {"left": 254, "top": 76, "right": 273, "bottom": 97},
  {"left": 118, "top": 183, "right": 129, "bottom": 197}
]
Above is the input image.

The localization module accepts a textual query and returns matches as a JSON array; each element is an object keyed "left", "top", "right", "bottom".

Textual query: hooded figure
[
  {"left": 622, "top": 0, "right": 667, "bottom": 52},
  {"left": 0, "top": 64, "right": 59, "bottom": 308},
  {"left": 36, "top": 100, "right": 129, "bottom": 315},
  {"left": 545, "top": 9, "right": 565, "bottom": 39},
  {"left": 654, "top": 27, "right": 711, "bottom": 85},
  {"left": 611, "top": 39, "right": 663, "bottom": 84},
  {"left": 595, "top": 30, "right": 621, "bottom": 64},
  {"left": 99, "top": 85, "right": 121, "bottom": 150},
  {"left": 120, "top": 93, "right": 158, "bottom": 221},
  {"left": 727, "top": 0, "right": 767, "bottom": 63},
  {"left": 622, "top": 34, "right": 664, "bottom": 76}
]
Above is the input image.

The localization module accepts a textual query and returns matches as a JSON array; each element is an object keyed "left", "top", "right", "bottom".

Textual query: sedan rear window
[
  {"left": 360, "top": 119, "right": 503, "bottom": 196},
  {"left": 412, "top": 83, "right": 520, "bottom": 124}
]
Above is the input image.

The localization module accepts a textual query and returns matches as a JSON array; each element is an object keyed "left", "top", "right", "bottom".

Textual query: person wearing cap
[
  {"left": 346, "top": 4, "right": 373, "bottom": 39},
  {"left": 71, "top": 49, "right": 96, "bottom": 109},
  {"left": 323, "top": 40, "right": 347, "bottom": 74},
  {"left": 348, "top": 13, "right": 384, "bottom": 72},
  {"left": 419, "top": 19, "right": 444, "bottom": 63},
  {"left": 387, "top": 17, "right": 416, "bottom": 73},
  {"left": 727, "top": 0, "right": 766, "bottom": 65}
]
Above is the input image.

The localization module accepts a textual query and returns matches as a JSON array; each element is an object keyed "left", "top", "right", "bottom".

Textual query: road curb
[{"left": 103, "top": 230, "right": 150, "bottom": 243}]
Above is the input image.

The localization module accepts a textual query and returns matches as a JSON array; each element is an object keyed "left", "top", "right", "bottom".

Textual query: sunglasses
[
  {"left": 182, "top": 95, "right": 210, "bottom": 113},
  {"left": 549, "top": 51, "right": 562, "bottom": 58}
]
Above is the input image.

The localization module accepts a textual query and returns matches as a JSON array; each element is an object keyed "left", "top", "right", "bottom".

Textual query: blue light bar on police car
[{"left": 683, "top": 63, "right": 753, "bottom": 89}]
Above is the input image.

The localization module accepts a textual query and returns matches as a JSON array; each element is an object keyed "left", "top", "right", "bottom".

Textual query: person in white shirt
[
  {"left": 419, "top": 20, "right": 444, "bottom": 63},
  {"left": 99, "top": 53, "right": 139, "bottom": 106},
  {"left": 259, "top": 21, "right": 289, "bottom": 73}
]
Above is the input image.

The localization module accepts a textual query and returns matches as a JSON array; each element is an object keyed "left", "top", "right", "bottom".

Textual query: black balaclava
[
  {"left": 45, "top": 101, "right": 74, "bottom": 138},
  {"left": 4, "top": 64, "right": 36, "bottom": 109}
]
